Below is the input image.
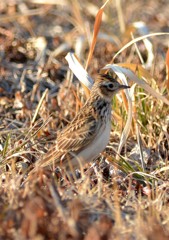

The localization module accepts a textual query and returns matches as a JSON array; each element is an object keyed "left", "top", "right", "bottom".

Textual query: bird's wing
[
  {"left": 36, "top": 111, "right": 100, "bottom": 168},
  {"left": 57, "top": 114, "right": 100, "bottom": 151}
]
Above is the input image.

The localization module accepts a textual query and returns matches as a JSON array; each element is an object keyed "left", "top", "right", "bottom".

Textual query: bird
[{"left": 34, "top": 73, "right": 129, "bottom": 173}]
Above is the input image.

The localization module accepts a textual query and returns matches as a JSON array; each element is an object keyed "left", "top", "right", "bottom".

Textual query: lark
[{"left": 35, "top": 73, "right": 129, "bottom": 172}]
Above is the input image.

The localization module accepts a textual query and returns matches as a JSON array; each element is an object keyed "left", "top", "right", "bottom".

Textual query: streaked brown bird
[{"left": 34, "top": 73, "right": 129, "bottom": 172}]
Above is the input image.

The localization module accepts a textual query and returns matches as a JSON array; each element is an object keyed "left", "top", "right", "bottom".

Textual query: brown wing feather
[
  {"left": 36, "top": 107, "right": 100, "bottom": 168},
  {"left": 57, "top": 115, "right": 99, "bottom": 151}
]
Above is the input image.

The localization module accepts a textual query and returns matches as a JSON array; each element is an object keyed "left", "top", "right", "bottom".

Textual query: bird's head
[{"left": 91, "top": 73, "right": 130, "bottom": 102}]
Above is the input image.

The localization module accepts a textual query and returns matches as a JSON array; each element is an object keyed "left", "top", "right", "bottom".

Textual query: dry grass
[{"left": 0, "top": 0, "right": 169, "bottom": 239}]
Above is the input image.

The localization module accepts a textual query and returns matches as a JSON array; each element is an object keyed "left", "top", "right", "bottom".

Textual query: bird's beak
[{"left": 119, "top": 84, "right": 130, "bottom": 89}]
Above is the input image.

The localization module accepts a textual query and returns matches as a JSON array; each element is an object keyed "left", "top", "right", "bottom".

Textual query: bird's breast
[{"left": 74, "top": 118, "right": 111, "bottom": 166}]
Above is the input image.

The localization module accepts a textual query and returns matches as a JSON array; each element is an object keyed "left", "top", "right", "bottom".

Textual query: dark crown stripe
[{"left": 99, "top": 73, "right": 116, "bottom": 82}]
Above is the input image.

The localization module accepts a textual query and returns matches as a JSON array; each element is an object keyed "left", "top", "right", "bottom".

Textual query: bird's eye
[{"left": 108, "top": 83, "right": 114, "bottom": 89}]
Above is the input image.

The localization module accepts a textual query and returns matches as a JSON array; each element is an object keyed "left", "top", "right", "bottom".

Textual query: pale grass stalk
[
  {"left": 131, "top": 32, "right": 145, "bottom": 66},
  {"left": 132, "top": 84, "right": 146, "bottom": 170},
  {"left": 132, "top": 21, "right": 154, "bottom": 68},
  {"left": 113, "top": 32, "right": 169, "bottom": 62},
  {"left": 31, "top": 88, "right": 48, "bottom": 124},
  {"left": 115, "top": 0, "right": 125, "bottom": 33}
]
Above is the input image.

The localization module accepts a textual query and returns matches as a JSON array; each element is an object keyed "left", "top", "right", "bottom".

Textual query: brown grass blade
[{"left": 85, "top": 0, "right": 110, "bottom": 70}]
